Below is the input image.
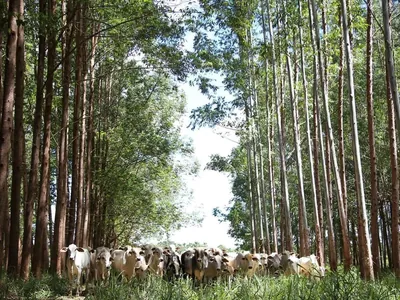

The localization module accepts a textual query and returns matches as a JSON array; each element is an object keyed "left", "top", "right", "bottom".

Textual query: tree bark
[
  {"left": 51, "top": 0, "right": 73, "bottom": 275},
  {"left": 340, "top": 0, "right": 374, "bottom": 280},
  {"left": 8, "top": 0, "right": 25, "bottom": 276},
  {"left": 0, "top": 0, "right": 18, "bottom": 270},
  {"left": 20, "top": 0, "right": 46, "bottom": 280},
  {"left": 309, "top": 0, "right": 352, "bottom": 271},
  {"left": 382, "top": 0, "right": 400, "bottom": 278},
  {"left": 32, "top": 0, "right": 57, "bottom": 277},
  {"left": 365, "top": 0, "right": 380, "bottom": 277}
]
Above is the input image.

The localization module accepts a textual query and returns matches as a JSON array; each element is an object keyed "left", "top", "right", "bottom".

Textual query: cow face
[
  {"left": 195, "top": 248, "right": 208, "bottom": 270},
  {"left": 97, "top": 249, "right": 113, "bottom": 269},
  {"left": 60, "top": 244, "right": 84, "bottom": 261},
  {"left": 208, "top": 254, "right": 222, "bottom": 271}
]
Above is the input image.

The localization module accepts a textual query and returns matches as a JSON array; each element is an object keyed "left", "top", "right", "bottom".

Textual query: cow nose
[
  {"left": 217, "top": 268, "right": 221, "bottom": 271},
  {"left": 106, "top": 266, "right": 110, "bottom": 269},
  {"left": 69, "top": 258, "right": 74, "bottom": 261},
  {"left": 159, "top": 258, "right": 163, "bottom": 262},
  {"left": 248, "top": 266, "right": 253, "bottom": 269}
]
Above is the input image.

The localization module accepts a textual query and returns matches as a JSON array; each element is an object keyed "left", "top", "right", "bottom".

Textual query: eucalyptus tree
[
  {"left": 20, "top": 0, "right": 47, "bottom": 280},
  {"left": 264, "top": 0, "right": 292, "bottom": 252},
  {"left": 0, "top": 0, "right": 19, "bottom": 270},
  {"left": 297, "top": 0, "right": 322, "bottom": 262},
  {"left": 340, "top": 0, "right": 374, "bottom": 280},
  {"left": 309, "top": 0, "right": 352, "bottom": 270},
  {"left": 365, "top": 0, "right": 380, "bottom": 277},
  {"left": 282, "top": 0, "right": 309, "bottom": 256},
  {"left": 51, "top": 0, "right": 74, "bottom": 275},
  {"left": 261, "top": 9, "right": 278, "bottom": 253},
  {"left": 7, "top": 0, "right": 24, "bottom": 276},
  {"left": 381, "top": 0, "right": 400, "bottom": 278},
  {"left": 32, "top": 0, "right": 58, "bottom": 277}
]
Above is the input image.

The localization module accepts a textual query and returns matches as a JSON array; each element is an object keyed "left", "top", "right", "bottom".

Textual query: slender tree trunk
[
  {"left": 261, "top": 7, "right": 277, "bottom": 253},
  {"left": 385, "top": 62, "right": 400, "bottom": 277},
  {"left": 0, "top": 0, "right": 18, "bottom": 270},
  {"left": 83, "top": 23, "right": 99, "bottom": 248},
  {"left": 74, "top": 1, "right": 84, "bottom": 246},
  {"left": 309, "top": 0, "right": 352, "bottom": 271},
  {"left": 8, "top": 0, "right": 24, "bottom": 276},
  {"left": 286, "top": 34, "right": 309, "bottom": 256},
  {"left": 382, "top": 0, "right": 400, "bottom": 135},
  {"left": 382, "top": 0, "right": 400, "bottom": 278},
  {"left": 32, "top": 0, "right": 57, "bottom": 277},
  {"left": 265, "top": 0, "right": 292, "bottom": 251},
  {"left": 340, "top": 0, "right": 374, "bottom": 280},
  {"left": 337, "top": 8, "right": 348, "bottom": 226},
  {"left": 51, "top": 0, "right": 72, "bottom": 275},
  {"left": 325, "top": 121, "right": 337, "bottom": 271},
  {"left": 365, "top": 0, "right": 380, "bottom": 277},
  {"left": 298, "top": 0, "right": 321, "bottom": 262},
  {"left": 20, "top": 0, "right": 46, "bottom": 280}
]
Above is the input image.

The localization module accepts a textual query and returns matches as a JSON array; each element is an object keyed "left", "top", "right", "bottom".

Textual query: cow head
[
  {"left": 96, "top": 248, "right": 113, "bottom": 269},
  {"left": 194, "top": 248, "right": 208, "bottom": 270},
  {"left": 60, "top": 244, "right": 85, "bottom": 261}
]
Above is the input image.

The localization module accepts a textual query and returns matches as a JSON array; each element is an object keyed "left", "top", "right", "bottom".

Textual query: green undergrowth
[{"left": 0, "top": 269, "right": 399, "bottom": 299}]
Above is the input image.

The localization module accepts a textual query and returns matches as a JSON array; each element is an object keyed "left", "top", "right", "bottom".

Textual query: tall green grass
[{"left": 0, "top": 269, "right": 399, "bottom": 299}]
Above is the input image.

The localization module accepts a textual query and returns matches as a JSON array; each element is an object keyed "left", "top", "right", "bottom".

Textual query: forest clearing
[{"left": 0, "top": 0, "right": 400, "bottom": 297}]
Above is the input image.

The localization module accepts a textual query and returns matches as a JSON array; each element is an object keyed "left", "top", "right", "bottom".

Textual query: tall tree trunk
[
  {"left": 74, "top": 1, "right": 84, "bottom": 246},
  {"left": 261, "top": 7, "right": 277, "bottom": 253},
  {"left": 32, "top": 0, "right": 57, "bottom": 277},
  {"left": 325, "top": 123, "right": 337, "bottom": 271},
  {"left": 340, "top": 0, "right": 374, "bottom": 280},
  {"left": 83, "top": 23, "right": 99, "bottom": 248},
  {"left": 248, "top": 29, "right": 264, "bottom": 253},
  {"left": 0, "top": 2, "right": 4, "bottom": 119},
  {"left": 286, "top": 31, "right": 309, "bottom": 256},
  {"left": 8, "top": 0, "right": 25, "bottom": 276},
  {"left": 78, "top": 3, "right": 88, "bottom": 247},
  {"left": 309, "top": 0, "right": 352, "bottom": 271},
  {"left": 365, "top": 0, "right": 380, "bottom": 277},
  {"left": 51, "top": 0, "right": 73, "bottom": 275},
  {"left": 298, "top": 0, "right": 321, "bottom": 262},
  {"left": 337, "top": 8, "right": 348, "bottom": 228},
  {"left": 20, "top": 0, "right": 46, "bottom": 280},
  {"left": 385, "top": 62, "right": 399, "bottom": 277},
  {"left": 265, "top": 0, "right": 292, "bottom": 251},
  {"left": 0, "top": 0, "right": 18, "bottom": 270},
  {"left": 382, "top": 0, "right": 400, "bottom": 134},
  {"left": 382, "top": 0, "right": 400, "bottom": 278}
]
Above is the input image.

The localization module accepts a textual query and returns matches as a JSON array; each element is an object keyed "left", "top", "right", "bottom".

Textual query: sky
[{"left": 170, "top": 80, "right": 239, "bottom": 249}]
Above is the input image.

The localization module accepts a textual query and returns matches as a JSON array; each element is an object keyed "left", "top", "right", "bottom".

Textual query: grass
[{"left": 0, "top": 269, "right": 399, "bottom": 299}]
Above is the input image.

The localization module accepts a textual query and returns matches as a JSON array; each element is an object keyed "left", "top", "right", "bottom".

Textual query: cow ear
[
  {"left": 90, "top": 249, "right": 95, "bottom": 253},
  {"left": 222, "top": 257, "right": 229, "bottom": 263},
  {"left": 77, "top": 247, "right": 85, "bottom": 252},
  {"left": 223, "top": 253, "right": 228, "bottom": 257},
  {"left": 139, "top": 250, "right": 145, "bottom": 255},
  {"left": 60, "top": 247, "right": 68, "bottom": 252}
]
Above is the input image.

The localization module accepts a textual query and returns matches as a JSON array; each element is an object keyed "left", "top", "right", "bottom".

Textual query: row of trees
[
  {"left": 0, "top": 0, "right": 199, "bottom": 279},
  {"left": 190, "top": 0, "right": 400, "bottom": 280}
]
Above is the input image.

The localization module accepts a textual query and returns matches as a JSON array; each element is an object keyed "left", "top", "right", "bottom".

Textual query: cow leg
[{"left": 76, "top": 269, "right": 82, "bottom": 296}]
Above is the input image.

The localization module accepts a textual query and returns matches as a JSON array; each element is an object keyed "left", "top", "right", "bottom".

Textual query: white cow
[
  {"left": 91, "top": 247, "right": 113, "bottom": 284},
  {"left": 61, "top": 244, "right": 91, "bottom": 296},
  {"left": 147, "top": 247, "right": 165, "bottom": 276},
  {"left": 297, "top": 254, "right": 325, "bottom": 280},
  {"left": 280, "top": 251, "right": 300, "bottom": 276},
  {"left": 111, "top": 246, "right": 143, "bottom": 281}
]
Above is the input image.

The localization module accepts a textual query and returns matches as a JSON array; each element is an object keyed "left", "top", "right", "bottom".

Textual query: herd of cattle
[{"left": 61, "top": 243, "right": 326, "bottom": 295}]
